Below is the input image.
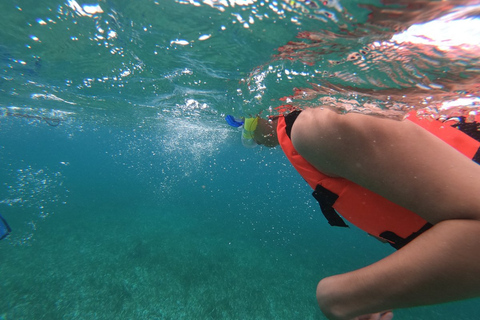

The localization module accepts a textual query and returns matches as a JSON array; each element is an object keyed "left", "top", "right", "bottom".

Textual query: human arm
[{"left": 316, "top": 219, "right": 480, "bottom": 319}]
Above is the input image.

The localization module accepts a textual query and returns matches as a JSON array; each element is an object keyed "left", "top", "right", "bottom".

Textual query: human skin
[
  {"left": 288, "top": 107, "right": 480, "bottom": 319},
  {"left": 253, "top": 117, "right": 279, "bottom": 148}
]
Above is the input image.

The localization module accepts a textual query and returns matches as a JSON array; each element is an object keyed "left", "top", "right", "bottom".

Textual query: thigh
[{"left": 291, "top": 107, "right": 480, "bottom": 223}]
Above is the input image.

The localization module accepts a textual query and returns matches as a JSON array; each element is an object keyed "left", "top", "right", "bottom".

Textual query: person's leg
[
  {"left": 290, "top": 107, "right": 480, "bottom": 319},
  {"left": 291, "top": 107, "right": 480, "bottom": 223}
]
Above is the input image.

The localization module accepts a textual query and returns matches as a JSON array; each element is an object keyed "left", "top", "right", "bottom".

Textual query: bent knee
[
  {"left": 290, "top": 108, "right": 348, "bottom": 177},
  {"left": 291, "top": 108, "right": 339, "bottom": 152}
]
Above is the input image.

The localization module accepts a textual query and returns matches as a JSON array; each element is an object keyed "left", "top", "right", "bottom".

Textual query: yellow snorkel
[{"left": 242, "top": 117, "right": 258, "bottom": 148}]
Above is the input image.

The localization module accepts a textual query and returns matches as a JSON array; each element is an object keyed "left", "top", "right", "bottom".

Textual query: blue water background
[
  {"left": 2, "top": 113, "right": 479, "bottom": 319},
  {"left": 1, "top": 0, "right": 479, "bottom": 319}
]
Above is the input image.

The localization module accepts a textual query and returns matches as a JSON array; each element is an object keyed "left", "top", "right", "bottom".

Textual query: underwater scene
[{"left": 1, "top": 0, "right": 479, "bottom": 319}]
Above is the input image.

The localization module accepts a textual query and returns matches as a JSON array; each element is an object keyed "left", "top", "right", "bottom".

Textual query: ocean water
[{"left": 1, "top": 0, "right": 479, "bottom": 319}]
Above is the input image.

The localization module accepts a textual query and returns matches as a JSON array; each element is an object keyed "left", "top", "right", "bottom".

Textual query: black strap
[
  {"left": 451, "top": 117, "right": 480, "bottom": 141},
  {"left": 284, "top": 110, "right": 302, "bottom": 139},
  {"left": 449, "top": 117, "right": 480, "bottom": 165},
  {"left": 473, "top": 147, "right": 480, "bottom": 165},
  {"left": 312, "top": 185, "right": 349, "bottom": 228},
  {"left": 380, "top": 222, "right": 433, "bottom": 250}
]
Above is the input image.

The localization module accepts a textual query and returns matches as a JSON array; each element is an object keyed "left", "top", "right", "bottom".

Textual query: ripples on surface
[
  {"left": 1, "top": 0, "right": 478, "bottom": 125},
  {"left": 242, "top": 1, "right": 480, "bottom": 119}
]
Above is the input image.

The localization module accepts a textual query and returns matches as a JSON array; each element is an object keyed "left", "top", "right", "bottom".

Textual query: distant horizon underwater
[{"left": 1, "top": 0, "right": 479, "bottom": 319}]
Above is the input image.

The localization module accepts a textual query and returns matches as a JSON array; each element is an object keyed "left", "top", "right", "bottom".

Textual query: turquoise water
[{"left": 1, "top": 0, "right": 479, "bottom": 319}]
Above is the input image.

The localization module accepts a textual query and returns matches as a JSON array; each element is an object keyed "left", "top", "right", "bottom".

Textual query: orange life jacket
[{"left": 277, "top": 111, "right": 480, "bottom": 249}]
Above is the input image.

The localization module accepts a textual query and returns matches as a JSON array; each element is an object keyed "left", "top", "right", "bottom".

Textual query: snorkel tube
[
  {"left": 225, "top": 115, "right": 244, "bottom": 128},
  {"left": 241, "top": 117, "right": 259, "bottom": 148},
  {"left": 225, "top": 115, "right": 258, "bottom": 148}
]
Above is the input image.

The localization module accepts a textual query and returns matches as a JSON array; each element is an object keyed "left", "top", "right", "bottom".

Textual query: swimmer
[{"left": 230, "top": 107, "right": 480, "bottom": 319}]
